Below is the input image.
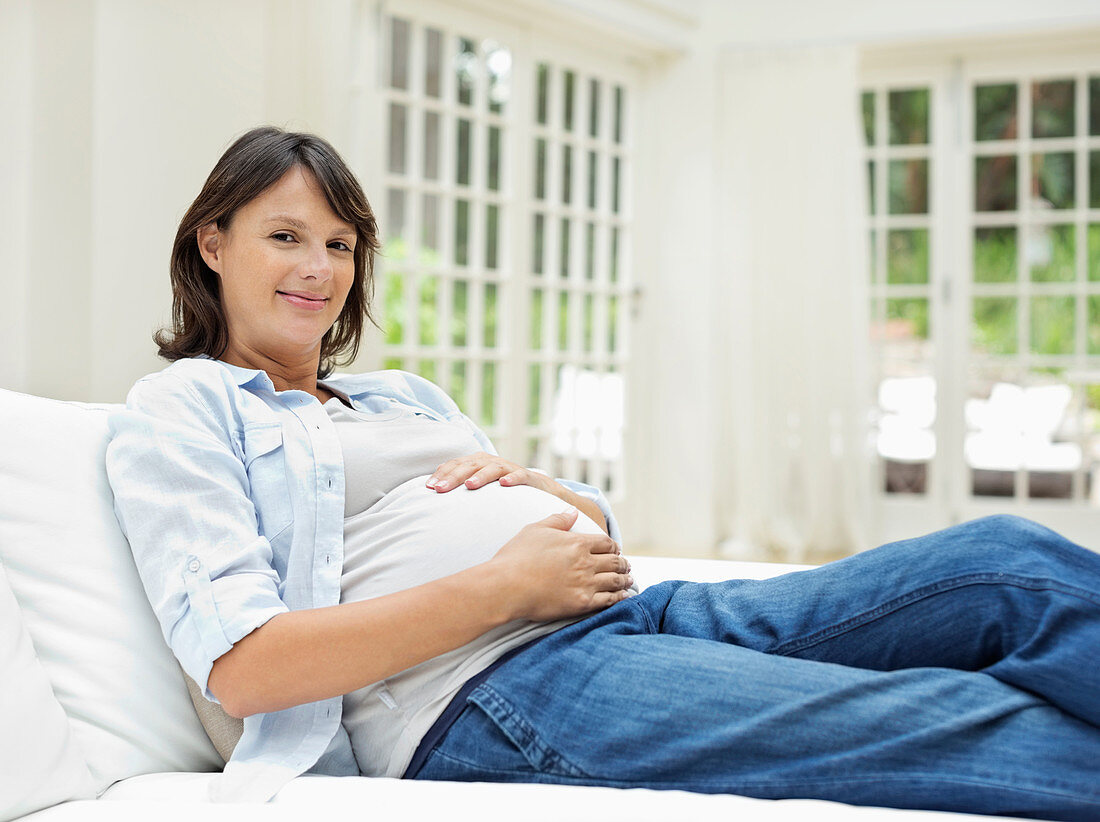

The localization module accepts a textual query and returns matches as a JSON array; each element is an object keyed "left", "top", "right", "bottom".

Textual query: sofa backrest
[{"left": 0, "top": 389, "right": 222, "bottom": 795}]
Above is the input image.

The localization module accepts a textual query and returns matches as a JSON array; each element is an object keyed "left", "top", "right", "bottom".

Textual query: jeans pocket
[
  {"left": 467, "top": 685, "right": 590, "bottom": 779},
  {"left": 242, "top": 422, "right": 293, "bottom": 540}
]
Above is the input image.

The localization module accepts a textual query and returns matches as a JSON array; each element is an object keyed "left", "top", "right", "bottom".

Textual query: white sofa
[{"left": 0, "top": 388, "right": 1001, "bottom": 821}]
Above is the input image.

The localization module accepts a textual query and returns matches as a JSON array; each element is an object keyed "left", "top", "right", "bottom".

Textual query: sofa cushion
[
  {"left": 0, "top": 390, "right": 222, "bottom": 792},
  {"left": 0, "top": 561, "right": 96, "bottom": 820}
]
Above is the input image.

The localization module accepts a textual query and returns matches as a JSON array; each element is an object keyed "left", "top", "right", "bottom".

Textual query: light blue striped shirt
[{"left": 105, "top": 357, "right": 620, "bottom": 801}]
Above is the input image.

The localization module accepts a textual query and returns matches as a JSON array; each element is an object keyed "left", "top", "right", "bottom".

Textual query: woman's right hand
[{"left": 490, "top": 508, "right": 633, "bottom": 622}]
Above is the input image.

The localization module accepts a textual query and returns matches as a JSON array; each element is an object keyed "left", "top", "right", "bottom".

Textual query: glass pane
[
  {"left": 1092, "top": 78, "right": 1100, "bottom": 136},
  {"left": 1088, "top": 297, "right": 1100, "bottom": 354},
  {"left": 613, "top": 85, "right": 625, "bottom": 144},
  {"left": 383, "top": 271, "right": 404, "bottom": 344},
  {"left": 1090, "top": 224, "right": 1100, "bottom": 282},
  {"left": 563, "top": 70, "right": 576, "bottom": 132},
  {"left": 583, "top": 294, "right": 595, "bottom": 352},
  {"left": 1026, "top": 376, "right": 1077, "bottom": 500},
  {"left": 530, "top": 288, "right": 544, "bottom": 349},
  {"left": 389, "top": 18, "right": 410, "bottom": 90},
  {"left": 972, "top": 297, "right": 1017, "bottom": 355},
  {"left": 527, "top": 365, "right": 542, "bottom": 426},
  {"left": 587, "top": 151, "right": 598, "bottom": 210},
  {"left": 610, "top": 228, "right": 620, "bottom": 283},
  {"left": 886, "top": 298, "right": 929, "bottom": 340},
  {"left": 424, "top": 28, "right": 443, "bottom": 98},
  {"left": 486, "top": 126, "right": 502, "bottom": 191},
  {"left": 562, "top": 145, "right": 573, "bottom": 205},
  {"left": 421, "top": 194, "right": 440, "bottom": 261},
  {"left": 886, "top": 229, "right": 929, "bottom": 284},
  {"left": 383, "top": 356, "right": 403, "bottom": 371},
  {"left": 608, "top": 295, "right": 619, "bottom": 353},
  {"left": 484, "top": 283, "right": 498, "bottom": 348},
  {"left": 456, "top": 37, "right": 475, "bottom": 106},
  {"left": 585, "top": 223, "right": 596, "bottom": 280},
  {"left": 454, "top": 200, "right": 469, "bottom": 266},
  {"left": 869, "top": 230, "right": 878, "bottom": 283},
  {"left": 385, "top": 188, "right": 406, "bottom": 244},
  {"left": 418, "top": 276, "right": 438, "bottom": 345},
  {"left": 974, "top": 155, "right": 1017, "bottom": 211},
  {"left": 967, "top": 377, "right": 1020, "bottom": 497},
  {"left": 888, "top": 88, "right": 930, "bottom": 145},
  {"left": 486, "top": 41, "right": 510, "bottom": 114},
  {"left": 1031, "top": 151, "right": 1075, "bottom": 209},
  {"left": 1032, "top": 79, "right": 1075, "bottom": 139},
  {"left": 866, "top": 160, "right": 876, "bottom": 214},
  {"left": 387, "top": 103, "right": 407, "bottom": 174},
  {"left": 417, "top": 359, "right": 437, "bottom": 383},
  {"left": 589, "top": 78, "right": 601, "bottom": 138},
  {"left": 1030, "top": 296, "right": 1074, "bottom": 355},
  {"left": 888, "top": 159, "right": 928, "bottom": 214},
  {"left": 533, "top": 213, "right": 545, "bottom": 275},
  {"left": 974, "top": 227, "right": 1016, "bottom": 283},
  {"left": 559, "top": 217, "right": 571, "bottom": 278},
  {"left": 452, "top": 280, "right": 467, "bottom": 346},
  {"left": 974, "top": 83, "right": 1017, "bottom": 141},
  {"left": 485, "top": 204, "right": 499, "bottom": 270},
  {"left": 861, "top": 90, "right": 875, "bottom": 146},
  {"left": 1086, "top": 384, "right": 1100, "bottom": 505},
  {"left": 536, "top": 63, "right": 549, "bottom": 125},
  {"left": 534, "top": 138, "right": 547, "bottom": 199},
  {"left": 450, "top": 362, "right": 467, "bottom": 413},
  {"left": 1090, "top": 151, "right": 1100, "bottom": 208},
  {"left": 878, "top": 372, "right": 936, "bottom": 495},
  {"left": 456, "top": 119, "right": 471, "bottom": 186},
  {"left": 558, "top": 292, "right": 569, "bottom": 351},
  {"left": 1029, "top": 224, "right": 1075, "bottom": 282},
  {"left": 611, "top": 156, "right": 622, "bottom": 214},
  {"left": 482, "top": 362, "right": 497, "bottom": 426},
  {"left": 423, "top": 111, "right": 441, "bottom": 180}
]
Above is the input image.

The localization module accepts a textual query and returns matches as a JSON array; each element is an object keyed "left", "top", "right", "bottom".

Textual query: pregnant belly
[{"left": 339, "top": 475, "right": 604, "bottom": 604}]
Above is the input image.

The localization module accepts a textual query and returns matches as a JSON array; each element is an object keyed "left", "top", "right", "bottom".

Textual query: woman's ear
[{"left": 197, "top": 223, "right": 223, "bottom": 274}]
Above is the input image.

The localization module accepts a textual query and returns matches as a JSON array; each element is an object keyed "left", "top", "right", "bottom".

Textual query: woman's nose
[{"left": 300, "top": 243, "right": 334, "bottom": 281}]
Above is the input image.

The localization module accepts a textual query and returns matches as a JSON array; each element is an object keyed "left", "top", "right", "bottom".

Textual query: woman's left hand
[
  {"left": 426, "top": 453, "right": 611, "bottom": 536},
  {"left": 426, "top": 453, "right": 560, "bottom": 496}
]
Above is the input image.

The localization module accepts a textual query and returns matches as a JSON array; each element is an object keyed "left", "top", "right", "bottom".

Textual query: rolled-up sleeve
[{"left": 106, "top": 373, "right": 288, "bottom": 700}]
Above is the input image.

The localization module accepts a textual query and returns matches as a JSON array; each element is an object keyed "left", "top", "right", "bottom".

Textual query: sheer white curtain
[{"left": 714, "top": 45, "right": 874, "bottom": 562}]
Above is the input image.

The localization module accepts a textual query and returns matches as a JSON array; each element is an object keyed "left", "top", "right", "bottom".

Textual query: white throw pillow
[
  {"left": 0, "top": 560, "right": 96, "bottom": 820},
  {"left": 0, "top": 389, "right": 221, "bottom": 792}
]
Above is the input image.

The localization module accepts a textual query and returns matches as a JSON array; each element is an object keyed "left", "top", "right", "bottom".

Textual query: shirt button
[{"left": 187, "top": 559, "right": 201, "bottom": 573}]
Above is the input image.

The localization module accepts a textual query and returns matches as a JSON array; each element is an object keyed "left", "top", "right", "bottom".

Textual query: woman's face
[{"left": 197, "top": 166, "right": 356, "bottom": 369}]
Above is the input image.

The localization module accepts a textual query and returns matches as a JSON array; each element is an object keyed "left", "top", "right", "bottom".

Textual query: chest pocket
[{"left": 242, "top": 422, "right": 294, "bottom": 540}]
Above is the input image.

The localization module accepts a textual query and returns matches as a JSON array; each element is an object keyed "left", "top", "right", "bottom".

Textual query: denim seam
[
  {"left": 626, "top": 593, "right": 658, "bottom": 634},
  {"left": 771, "top": 573, "right": 1100, "bottom": 657},
  {"left": 469, "top": 685, "right": 592, "bottom": 779}
]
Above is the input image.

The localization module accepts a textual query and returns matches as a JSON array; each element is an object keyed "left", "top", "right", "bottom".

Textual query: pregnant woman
[{"left": 106, "top": 126, "right": 1100, "bottom": 820}]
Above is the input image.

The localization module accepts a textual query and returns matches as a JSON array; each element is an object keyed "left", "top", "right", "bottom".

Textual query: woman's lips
[{"left": 278, "top": 291, "right": 328, "bottom": 311}]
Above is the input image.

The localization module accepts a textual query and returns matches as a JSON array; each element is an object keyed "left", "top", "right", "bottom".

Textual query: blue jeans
[{"left": 413, "top": 516, "right": 1100, "bottom": 819}]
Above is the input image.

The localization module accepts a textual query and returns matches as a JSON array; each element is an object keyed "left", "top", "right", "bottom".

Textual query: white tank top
[{"left": 323, "top": 396, "right": 603, "bottom": 778}]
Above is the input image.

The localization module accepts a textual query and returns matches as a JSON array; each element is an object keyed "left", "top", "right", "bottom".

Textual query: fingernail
[
  {"left": 425, "top": 478, "right": 437, "bottom": 488},
  {"left": 626, "top": 575, "right": 634, "bottom": 586},
  {"left": 562, "top": 505, "right": 577, "bottom": 515}
]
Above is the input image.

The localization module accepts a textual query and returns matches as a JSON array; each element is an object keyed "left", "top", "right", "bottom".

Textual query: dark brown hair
[{"left": 156, "top": 126, "right": 380, "bottom": 378}]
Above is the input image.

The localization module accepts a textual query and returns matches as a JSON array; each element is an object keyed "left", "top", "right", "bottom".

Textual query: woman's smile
[{"left": 277, "top": 290, "right": 330, "bottom": 311}]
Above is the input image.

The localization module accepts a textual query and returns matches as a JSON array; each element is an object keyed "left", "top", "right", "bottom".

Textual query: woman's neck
[{"left": 219, "top": 344, "right": 324, "bottom": 399}]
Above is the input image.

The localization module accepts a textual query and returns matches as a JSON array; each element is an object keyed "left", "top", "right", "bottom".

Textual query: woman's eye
[
  {"left": 329, "top": 240, "right": 353, "bottom": 252},
  {"left": 272, "top": 232, "right": 296, "bottom": 242}
]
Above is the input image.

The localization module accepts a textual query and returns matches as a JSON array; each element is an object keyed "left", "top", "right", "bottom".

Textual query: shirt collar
[{"left": 197, "top": 355, "right": 275, "bottom": 391}]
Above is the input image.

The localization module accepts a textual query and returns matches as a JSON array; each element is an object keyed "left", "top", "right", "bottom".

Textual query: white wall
[
  {"left": 2, "top": 0, "right": 358, "bottom": 403},
  {"left": 702, "top": 0, "right": 1100, "bottom": 47}
]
